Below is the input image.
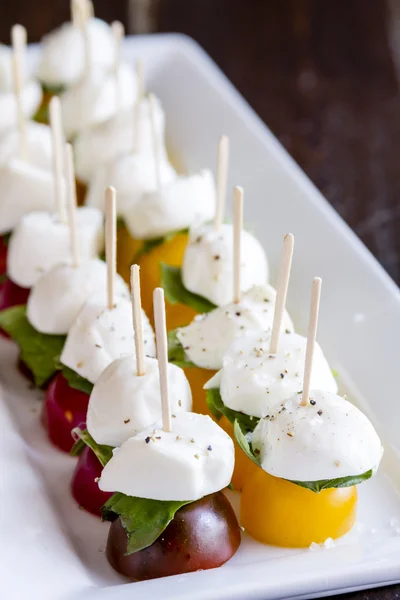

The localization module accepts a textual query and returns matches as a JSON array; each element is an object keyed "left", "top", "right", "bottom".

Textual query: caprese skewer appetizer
[
  {"left": 237, "top": 277, "right": 383, "bottom": 547},
  {"left": 97, "top": 287, "right": 240, "bottom": 580}
]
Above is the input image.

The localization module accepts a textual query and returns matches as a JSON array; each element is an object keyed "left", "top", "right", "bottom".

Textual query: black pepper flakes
[
  {"left": 145, "top": 436, "right": 151, "bottom": 444},
  {"left": 280, "top": 373, "right": 285, "bottom": 379},
  {"left": 207, "top": 445, "right": 212, "bottom": 451},
  {"left": 235, "top": 311, "right": 241, "bottom": 317},
  {"left": 317, "top": 410, "right": 323, "bottom": 416},
  {"left": 213, "top": 254, "right": 221, "bottom": 261},
  {"left": 124, "top": 419, "right": 130, "bottom": 424},
  {"left": 310, "top": 399, "right": 316, "bottom": 405}
]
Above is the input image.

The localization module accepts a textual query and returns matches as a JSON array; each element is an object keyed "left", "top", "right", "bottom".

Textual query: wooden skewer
[
  {"left": 133, "top": 59, "right": 144, "bottom": 153},
  {"left": 214, "top": 135, "right": 229, "bottom": 230},
  {"left": 75, "top": 0, "right": 91, "bottom": 75},
  {"left": 84, "top": 0, "right": 94, "bottom": 19},
  {"left": 111, "top": 21, "right": 124, "bottom": 111},
  {"left": 153, "top": 287, "right": 171, "bottom": 432},
  {"left": 301, "top": 277, "right": 322, "bottom": 406},
  {"left": 49, "top": 97, "right": 67, "bottom": 223},
  {"left": 105, "top": 186, "right": 116, "bottom": 310},
  {"left": 269, "top": 233, "right": 295, "bottom": 354},
  {"left": 71, "top": 0, "right": 81, "bottom": 27},
  {"left": 11, "top": 24, "right": 28, "bottom": 161},
  {"left": 149, "top": 93, "right": 161, "bottom": 189},
  {"left": 130, "top": 265, "right": 146, "bottom": 376},
  {"left": 233, "top": 186, "right": 243, "bottom": 304},
  {"left": 111, "top": 21, "right": 124, "bottom": 72},
  {"left": 65, "top": 143, "right": 80, "bottom": 268}
]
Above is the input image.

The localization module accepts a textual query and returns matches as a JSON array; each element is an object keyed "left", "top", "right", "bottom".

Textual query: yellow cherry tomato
[
  {"left": 136, "top": 232, "right": 197, "bottom": 330},
  {"left": 241, "top": 468, "right": 357, "bottom": 547},
  {"left": 183, "top": 367, "right": 216, "bottom": 417},
  {"left": 219, "top": 416, "right": 258, "bottom": 491}
]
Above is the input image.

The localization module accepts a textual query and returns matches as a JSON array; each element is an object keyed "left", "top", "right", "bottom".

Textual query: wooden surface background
[{"left": 1, "top": 1, "right": 400, "bottom": 598}]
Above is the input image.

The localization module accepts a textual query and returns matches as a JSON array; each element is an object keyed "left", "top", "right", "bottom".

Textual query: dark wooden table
[{"left": 1, "top": 1, "right": 399, "bottom": 598}]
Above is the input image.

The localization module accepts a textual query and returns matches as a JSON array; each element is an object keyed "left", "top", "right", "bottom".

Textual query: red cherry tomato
[
  {"left": 42, "top": 372, "right": 89, "bottom": 453},
  {"left": 71, "top": 446, "right": 112, "bottom": 516},
  {"left": 0, "top": 278, "right": 30, "bottom": 338},
  {"left": 0, "top": 235, "right": 8, "bottom": 277}
]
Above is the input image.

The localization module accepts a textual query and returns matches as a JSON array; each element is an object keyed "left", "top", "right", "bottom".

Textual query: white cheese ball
[
  {"left": 176, "top": 284, "right": 294, "bottom": 370},
  {"left": 99, "top": 412, "right": 234, "bottom": 501},
  {"left": 87, "top": 355, "right": 192, "bottom": 447},
  {"left": 0, "top": 122, "right": 52, "bottom": 170},
  {"left": 7, "top": 208, "right": 103, "bottom": 288},
  {"left": 124, "top": 170, "right": 216, "bottom": 240},
  {"left": 182, "top": 223, "right": 268, "bottom": 306},
  {"left": 60, "top": 63, "right": 137, "bottom": 140},
  {"left": 61, "top": 294, "right": 155, "bottom": 385},
  {"left": 252, "top": 390, "right": 383, "bottom": 482},
  {"left": 86, "top": 151, "right": 176, "bottom": 218},
  {"left": 0, "top": 45, "right": 42, "bottom": 135},
  {"left": 74, "top": 96, "right": 166, "bottom": 184},
  {"left": 38, "top": 19, "right": 115, "bottom": 88},
  {"left": 0, "top": 160, "right": 55, "bottom": 235},
  {"left": 27, "top": 259, "right": 129, "bottom": 335},
  {"left": 206, "top": 330, "right": 337, "bottom": 418}
]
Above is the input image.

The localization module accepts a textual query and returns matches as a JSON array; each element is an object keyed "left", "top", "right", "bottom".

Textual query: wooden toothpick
[
  {"left": 233, "top": 186, "right": 243, "bottom": 304},
  {"left": 301, "top": 277, "right": 322, "bottom": 406},
  {"left": 149, "top": 93, "right": 161, "bottom": 189},
  {"left": 111, "top": 21, "right": 124, "bottom": 111},
  {"left": 105, "top": 186, "right": 116, "bottom": 310},
  {"left": 133, "top": 59, "right": 144, "bottom": 153},
  {"left": 130, "top": 265, "right": 146, "bottom": 376},
  {"left": 49, "top": 97, "right": 67, "bottom": 223},
  {"left": 269, "top": 233, "right": 295, "bottom": 354},
  {"left": 65, "top": 143, "right": 80, "bottom": 268},
  {"left": 75, "top": 0, "right": 91, "bottom": 75},
  {"left": 214, "top": 135, "right": 229, "bottom": 230},
  {"left": 11, "top": 24, "right": 28, "bottom": 161},
  {"left": 153, "top": 288, "right": 171, "bottom": 432}
]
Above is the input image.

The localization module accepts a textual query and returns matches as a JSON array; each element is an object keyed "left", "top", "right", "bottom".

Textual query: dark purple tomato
[
  {"left": 106, "top": 491, "right": 241, "bottom": 581},
  {"left": 42, "top": 372, "right": 89, "bottom": 453},
  {"left": 71, "top": 447, "right": 112, "bottom": 516}
]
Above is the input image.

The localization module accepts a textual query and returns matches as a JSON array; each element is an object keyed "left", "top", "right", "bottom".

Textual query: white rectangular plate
[{"left": 2, "top": 33, "right": 400, "bottom": 600}]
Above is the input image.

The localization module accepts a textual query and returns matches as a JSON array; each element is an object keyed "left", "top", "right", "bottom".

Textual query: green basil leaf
[
  {"left": 234, "top": 419, "right": 373, "bottom": 493},
  {"left": 288, "top": 470, "right": 374, "bottom": 493},
  {"left": 1, "top": 231, "right": 11, "bottom": 246},
  {"left": 133, "top": 237, "right": 166, "bottom": 261},
  {"left": 332, "top": 368, "right": 339, "bottom": 379},
  {"left": 167, "top": 328, "right": 196, "bottom": 368},
  {"left": 34, "top": 102, "right": 49, "bottom": 125},
  {"left": 101, "top": 492, "right": 192, "bottom": 555},
  {"left": 41, "top": 82, "right": 66, "bottom": 95},
  {"left": 60, "top": 365, "right": 94, "bottom": 395},
  {"left": 160, "top": 263, "right": 217, "bottom": 314},
  {"left": 71, "top": 427, "right": 113, "bottom": 467},
  {"left": 207, "top": 388, "right": 259, "bottom": 433},
  {"left": 0, "top": 305, "right": 65, "bottom": 387},
  {"left": 234, "top": 420, "right": 262, "bottom": 467}
]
